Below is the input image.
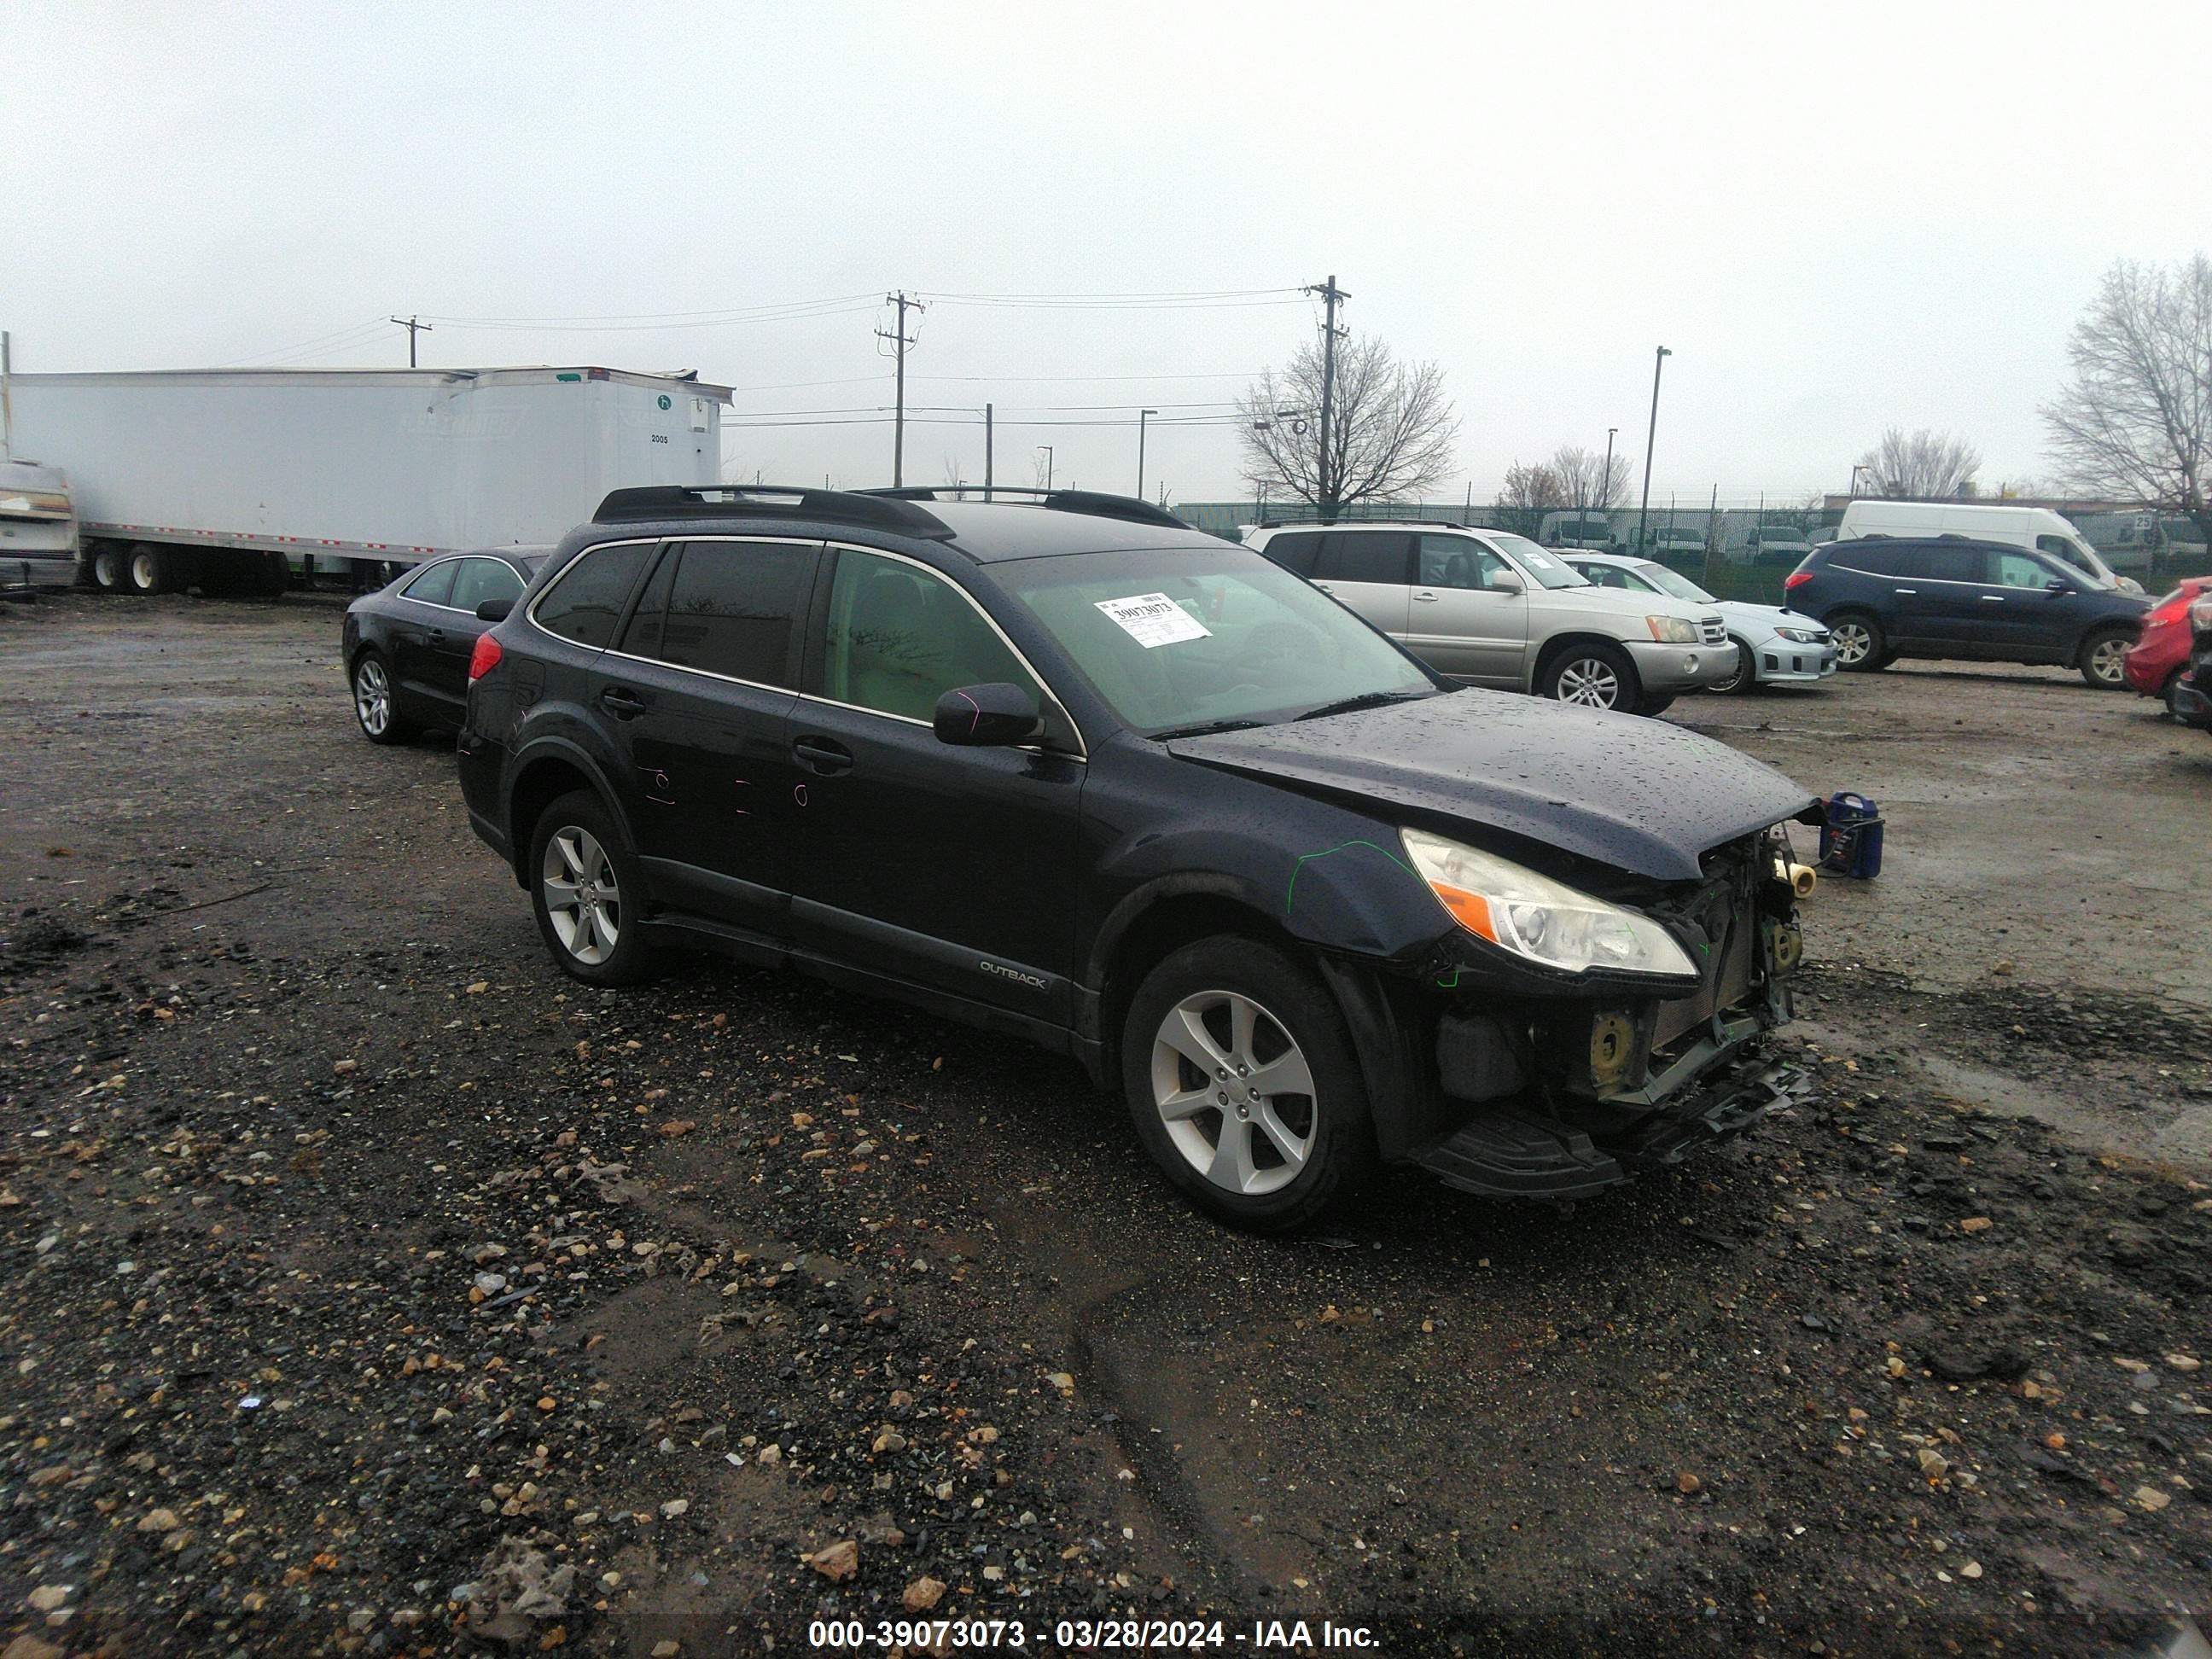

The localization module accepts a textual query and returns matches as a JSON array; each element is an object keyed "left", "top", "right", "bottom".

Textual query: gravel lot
[{"left": 2, "top": 591, "right": 2209, "bottom": 1658}]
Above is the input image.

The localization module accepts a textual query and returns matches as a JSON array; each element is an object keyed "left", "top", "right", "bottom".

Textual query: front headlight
[
  {"left": 1773, "top": 626, "right": 1824, "bottom": 643},
  {"left": 1645, "top": 614, "right": 1698, "bottom": 644},
  {"left": 1400, "top": 827, "right": 1698, "bottom": 980}
]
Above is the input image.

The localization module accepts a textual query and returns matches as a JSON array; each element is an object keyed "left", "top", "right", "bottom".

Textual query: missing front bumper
[{"left": 1412, "top": 1043, "right": 1813, "bottom": 1202}]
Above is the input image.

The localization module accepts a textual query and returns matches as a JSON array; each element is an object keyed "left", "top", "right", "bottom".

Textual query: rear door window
[
  {"left": 400, "top": 561, "right": 457, "bottom": 607},
  {"left": 1316, "top": 531, "right": 1412, "bottom": 585},
  {"left": 641, "top": 540, "right": 816, "bottom": 686},
  {"left": 534, "top": 541, "right": 654, "bottom": 649},
  {"left": 1920, "top": 544, "right": 1988, "bottom": 584},
  {"left": 1260, "top": 532, "right": 1322, "bottom": 577},
  {"left": 1840, "top": 541, "right": 1910, "bottom": 576}
]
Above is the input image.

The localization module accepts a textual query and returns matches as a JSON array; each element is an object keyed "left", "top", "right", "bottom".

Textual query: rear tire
[
  {"left": 2077, "top": 626, "right": 2132, "bottom": 690},
  {"left": 125, "top": 543, "right": 172, "bottom": 596},
  {"left": 1540, "top": 641, "right": 1641, "bottom": 712},
  {"left": 527, "top": 790, "right": 658, "bottom": 987},
  {"left": 1120, "top": 936, "right": 1375, "bottom": 1234},
  {"left": 1827, "top": 611, "right": 1887, "bottom": 672},
  {"left": 1638, "top": 693, "right": 1676, "bottom": 717},
  {"left": 349, "top": 649, "right": 414, "bottom": 745},
  {"left": 90, "top": 542, "right": 127, "bottom": 592}
]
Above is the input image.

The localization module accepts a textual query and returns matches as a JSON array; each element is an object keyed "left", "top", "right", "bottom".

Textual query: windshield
[
  {"left": 1758, "top": 527, "right": 1807, "bottom": 544},
  {"left": 1635, "top": 562, "right": 1714, "bottom": 603},
  {"left": 1006, "top": 547, "right": 1437, "bottom": 736},
  {"left": 1488, "top": 533, "right": 1589, "bottom": 589}
]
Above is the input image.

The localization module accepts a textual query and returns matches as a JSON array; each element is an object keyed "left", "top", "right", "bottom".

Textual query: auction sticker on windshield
[{"left": 1095, "top": 592, "right": 1212, "bottom": 649}]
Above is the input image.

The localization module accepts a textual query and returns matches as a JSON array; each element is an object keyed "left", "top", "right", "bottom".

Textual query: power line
[{"left": 390, "top": 315, "right": 433, "bottom": 367}]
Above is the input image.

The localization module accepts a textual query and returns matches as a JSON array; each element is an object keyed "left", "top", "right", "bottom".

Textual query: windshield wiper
[
  {"left": 1294, "top": 689, "right": 1435, "bottom": 722},
  {"left": 1149, "top": 718, "right": 1272, "bottom": 741}
]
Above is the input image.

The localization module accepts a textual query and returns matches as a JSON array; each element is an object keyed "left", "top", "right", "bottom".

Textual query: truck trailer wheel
[
  {"left": 90, "top": 543, "right": 127, "bottom": 591},
  {"left": 262, "top": 551, "right": 293, "bottom": 597},
  {"left": 125, "top": 544, "right": 174, "bottom": 596}
]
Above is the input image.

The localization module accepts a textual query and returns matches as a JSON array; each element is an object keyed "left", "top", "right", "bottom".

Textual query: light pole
[
  {"left": 1038, "top": 445, "right": 1054, "bottom": 490},
  {"left": 1636, "top": 346, "right": 1673, "bottom": 551},
  {"left": 1602, "top": 426, "right": 1617, "bottom": 542},
  {"left": 1137, "top": 409, "right": 1158, "bottom": 498},
  {"left": 1850, "top": 463, "right": 1871, "bottom": 497}
]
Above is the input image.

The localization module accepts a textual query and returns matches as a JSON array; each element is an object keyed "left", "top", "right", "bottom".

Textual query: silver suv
[{"left": 1245, "top": 522, "right": 1732, "bottom": 716}]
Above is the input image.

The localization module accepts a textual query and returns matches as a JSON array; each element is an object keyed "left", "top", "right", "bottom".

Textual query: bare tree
[
  {"left": 940, "top": 452, "right": 966, "bottom": 488},
  {"left": 1550, "top": 445, "right": 1632, "bottom": 512},
  {"left": 2043, "top": 255, "right": 2212, "bottom": 547},
  {"left": 1238, "top": 334, "right": 1458, "bottom": 518},
  {"left": 1493, "top": 460, "right": 1567, "bottom": 538},
  {"left": 1858, "top": 427, "right": 1982, "bottom": 498}
]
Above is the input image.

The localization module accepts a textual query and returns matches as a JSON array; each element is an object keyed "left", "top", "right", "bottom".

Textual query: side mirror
[
  {"left": 1487, "top": 570, "right": 1526, "bottom": 595},
  {"left": 933, "top": 682, "right": 1045, "bottom": 748},
  {"left": 2043, "top": 578, "right": 2073, "bottom": 597},
  {"left": 475, "top": 597, "right": 515, "bottom": 621}
]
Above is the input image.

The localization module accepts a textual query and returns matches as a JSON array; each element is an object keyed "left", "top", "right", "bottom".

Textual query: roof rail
[
  {"left": 864, "top": 486, "right": 1190, "bottom": 531},
  {"left": 593, "top": 484, "right": 955, "bottom": 539}
]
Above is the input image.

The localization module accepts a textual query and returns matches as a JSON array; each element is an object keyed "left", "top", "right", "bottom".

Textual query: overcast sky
[{"left": 9, "top": 1, "right": 2210, "bottom": 508}]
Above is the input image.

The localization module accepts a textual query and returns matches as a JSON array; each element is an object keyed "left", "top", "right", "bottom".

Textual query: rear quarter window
[{"left": 533, "top": 541, "right": 654, "bottom": 649}]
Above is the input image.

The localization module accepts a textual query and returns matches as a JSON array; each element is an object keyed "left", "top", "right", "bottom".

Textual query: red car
[{"left": 2124, "top": 576, "right": 2212, "bottom": 717}]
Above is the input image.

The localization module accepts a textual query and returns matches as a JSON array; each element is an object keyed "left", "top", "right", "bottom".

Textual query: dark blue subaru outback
[{"left": 457, "top": 486, "right": 1819, "bottom": 1231}]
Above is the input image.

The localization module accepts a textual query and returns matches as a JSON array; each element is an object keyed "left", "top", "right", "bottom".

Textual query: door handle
[
  {"left": 1979, "top": 594, "right": 2005, "bottom": 602},
  {"left": 428, "top": 628, "right": 448, "bottom": 643},
  {"left": 598, "top": 686, "right": 648, "bottom": 719},
  {"left": 1894, "top": 588, "right": 1918, "bottom": 596},
  {"left": 791, "top": 735, "right": 854, "bottom": 777},
  {"left": 1412, "top": 591, "right": 1441, "bottom": 602}
]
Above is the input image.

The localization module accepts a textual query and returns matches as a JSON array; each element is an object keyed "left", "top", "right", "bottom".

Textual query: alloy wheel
[
  {"left": 542, "top": 827, "right": 622, "bottom": 966},
  {"left": 1149, "top": 989, "right": 1317, "bottom": 1196},
  {"left": 1831, "top": 620, "right": 1873, "bottom": 667},
  {"left": 2087, "top": 634, "right": 2129, "bottom": 688},
  {"left": 1555, "top": 656, "right": 1624, "bottom": 708},
  {"left": 353, "top": 658, "right": 391, "bottom": 736}
]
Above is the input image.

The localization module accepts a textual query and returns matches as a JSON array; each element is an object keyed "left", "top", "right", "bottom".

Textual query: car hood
[
  {"left": 1537, "top": 583, "right": 1713, "bottom": 622},
  {"left": 1716, "top": 599, "right": 1825, "bottom": 635},
  {"left": 1167, "top": 690, "right": 1819, "bottom": 882}
]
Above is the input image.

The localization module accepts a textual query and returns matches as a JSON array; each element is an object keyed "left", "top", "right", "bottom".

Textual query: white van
[{"left": 1835, "top": 500, "right": 2142, "bottom": 593}]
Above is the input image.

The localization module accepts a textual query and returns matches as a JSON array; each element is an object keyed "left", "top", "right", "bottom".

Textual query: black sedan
[{"left": 342, "top": 548, "right": 550, "bottom": 742}]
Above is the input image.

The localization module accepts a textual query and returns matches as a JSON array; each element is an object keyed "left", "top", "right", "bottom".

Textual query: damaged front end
[{"left": 1399, "top": 825, "right": 1813, "bottom": 1200}]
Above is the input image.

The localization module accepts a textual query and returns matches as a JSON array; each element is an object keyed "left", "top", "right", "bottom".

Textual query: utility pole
[
  {"left": 1304, "top": 275, "right": 1349, "bottom": 520},
  {"left": 1636, "top": 346, "right": 1673, "bottom": 551},
  {"left": 389, "top": 315, "right": 433, "bottom": 367},
  {"left": 1038, "top": 445, "right": 1054, "bottom": 490},
  {"left": 1, "top": 331, "right": 13, "bottom": 461},
  {"left": 982, "top": 404, "right": 994, "bottom": 499},
  {"left": 1602, "top": 427, "right": 1617, "bottom": 530},
  {"left": 877, "top": 292, "right": 923, "bottom": 487},
  {"left": 1137, "top": 409, "right": 1158, "bottom": 498},
  {"left": 1704, "top": 482, "right": 1720, "bottom": 586}
]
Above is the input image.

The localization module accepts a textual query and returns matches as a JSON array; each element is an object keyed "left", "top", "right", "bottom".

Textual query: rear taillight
[
  {"left": 1784, "top": 572, "right": 1813, "bottom": 591},
  {"left": 469, "top": 634, "right": 504, "bottom": 682}
]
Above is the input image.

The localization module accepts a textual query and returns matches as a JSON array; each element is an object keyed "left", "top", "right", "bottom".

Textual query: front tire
[
  {"left": 528, "top": 791, "right": 657, "bottom": 987},
  {"left": 2078, "top": 626, "right": 2132, "bottom": 690},
  {"left": 1827, "top": 611, "right": 1887, "bottom": 672},
  {"left": 1120, "top": 937, "right": 1375, "bottom": 1233},
  {"left": 1540, "top": 641, "right": 1641, "bottom": 712},
  {"left": 1712, "top": 638, "right": 1761, "bottom": 695}
]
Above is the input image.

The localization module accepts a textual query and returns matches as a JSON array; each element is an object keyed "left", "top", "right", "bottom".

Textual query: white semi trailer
[{"left": 2, "top": 366, "right": 731, "bottom": 595}]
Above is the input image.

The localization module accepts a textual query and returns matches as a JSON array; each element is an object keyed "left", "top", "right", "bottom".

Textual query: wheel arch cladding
[
  {"left": 1536, "top": 632, "right": 1633, "bottom": 676},
  {"left": 507, "top": 751, "right": 611, "bottom": 888}
]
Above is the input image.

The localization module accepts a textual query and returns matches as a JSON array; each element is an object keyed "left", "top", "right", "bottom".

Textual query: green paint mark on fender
[
  {"left": 1284, "top": 838, "right": 1418, "bottom": 917},
  {"left": 1435, "top": 964, "right": 1464, "bottom": 989}
]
